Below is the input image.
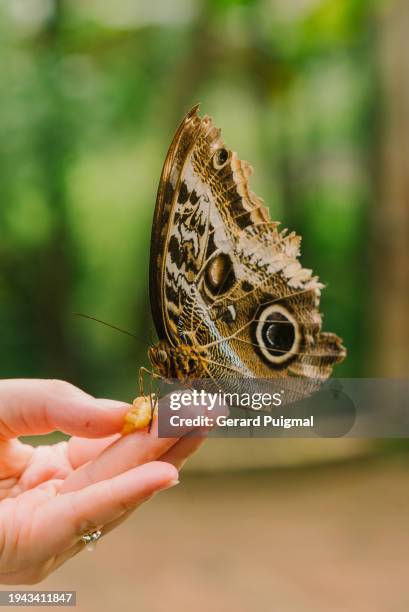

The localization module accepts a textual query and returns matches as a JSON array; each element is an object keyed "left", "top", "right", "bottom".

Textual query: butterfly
[{"left": 147, "top": 105, "right": 346, "bottom": 388}]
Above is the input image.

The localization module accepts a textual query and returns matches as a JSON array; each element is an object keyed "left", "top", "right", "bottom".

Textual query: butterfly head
[
  {"left": 148, "top": 343, "right": 169, "bottom": 378},
  {"left": 148, "top": 341, "right": 207, "bottom": 381}
]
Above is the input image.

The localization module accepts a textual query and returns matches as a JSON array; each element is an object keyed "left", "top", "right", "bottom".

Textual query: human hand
[{"left": 0, "top": 379, "right": 206, "bottom": 584}]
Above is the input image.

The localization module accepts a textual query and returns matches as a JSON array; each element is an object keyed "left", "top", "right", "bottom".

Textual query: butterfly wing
[
  {"left": 149, "top": 105, "right": 206, "bottom": 345},
  {"left": 150, "top": 106, "right": 346, "bottom": 381}
]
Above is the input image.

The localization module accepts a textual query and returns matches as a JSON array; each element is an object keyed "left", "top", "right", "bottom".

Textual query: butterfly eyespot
[
  {"left": 203, "top": 253, "right": 236, "bottom": 297},
  {"left": 254, "top": 304, "right": 300, "bottom": 366},
  {"left": 213, "top": 148, "right": 229, "bottom": 169}
]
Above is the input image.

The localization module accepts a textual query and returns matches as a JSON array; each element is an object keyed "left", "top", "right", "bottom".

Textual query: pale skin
[{"left": 0, "top": 379, "right": 207, "bottom": 585}]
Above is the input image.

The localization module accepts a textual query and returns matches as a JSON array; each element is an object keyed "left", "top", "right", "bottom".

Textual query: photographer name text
[{"left": 167, "top": 390, "right": 313, "bottom": 429}]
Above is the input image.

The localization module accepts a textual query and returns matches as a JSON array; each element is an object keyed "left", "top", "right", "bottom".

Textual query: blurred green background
[
  {"left": 1, "top": 1, "right": 409, "bottom": 609},
  {"left": 2, "top": 0, "right": 407, "bottom": 403}
]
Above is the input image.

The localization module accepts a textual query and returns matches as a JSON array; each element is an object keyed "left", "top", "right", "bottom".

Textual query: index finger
[{"left": 0, "top": 379, "right": 131, "bottom": 440}]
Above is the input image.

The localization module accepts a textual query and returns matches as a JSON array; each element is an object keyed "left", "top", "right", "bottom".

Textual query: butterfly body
[
  {"left": 148, "top": 341, "right": 207, "bottom": 381},
  {"left": 149, "top": 106, "right": 346, "bottom": 385}
]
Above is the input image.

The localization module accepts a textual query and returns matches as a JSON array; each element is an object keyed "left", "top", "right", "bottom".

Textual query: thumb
[{"left": 0, "top": 379, "right": 131, "bottom": 439}]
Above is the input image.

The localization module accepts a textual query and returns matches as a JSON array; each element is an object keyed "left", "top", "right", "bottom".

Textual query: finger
[
  {"left": 62, "top": 391, "right": 218, "bottom": 492},
  {"left": 0, "top": 379, "right": 130, "bottom": 439},
  {"left": 0, "top": 439, "right": 34, "bottom": 482},
  {"left": 65, "top": 430, "right": 206, "bottom": 494},
  {"left": 66, "top": 394, "right": 215, "bottom": 470},
  {"left": 61, "top": 412, "right": 179, "bottom": 494},
  {"left": 159, "top": 433, "right": 207, "bottom": 469},
  {"left": 67, "top": 431, "right": 207, "bottom": 473},
  {"left": 51, "top": 499, "right": 145, "bottom": 573},
  {"left": 32, "top": 461, "right": 179, "bottom": 559},
  {"left": 60, "top": 432, "right": 199, "bottom": 551},
  {"left": 67, "top": 435, "right": 120, "bottom": 469},
  {"left": 156, "top": 393, "right": 227, "bottom": 468},
  {"left": 52, "top": 503, "right": 140, "bottom": 570}
]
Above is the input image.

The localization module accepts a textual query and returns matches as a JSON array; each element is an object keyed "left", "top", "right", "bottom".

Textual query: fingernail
[{"left": 163, "top": 478, "right": 180, "bottom": 490}]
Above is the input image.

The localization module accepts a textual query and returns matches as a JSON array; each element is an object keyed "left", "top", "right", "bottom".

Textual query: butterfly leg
[
  {"left": 121, "top": 368, "right": 161, "bottom": 435},
  {"left": 147, "top": 386, "right": 159, "bottom": 434},
  {"left": 138, "top": 366, "right": 149, "bottom": 396}
]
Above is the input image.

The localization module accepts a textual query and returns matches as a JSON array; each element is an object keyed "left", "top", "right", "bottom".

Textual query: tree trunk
[{"left": 372, "top": 0, "right": 409, "bottom": 377}]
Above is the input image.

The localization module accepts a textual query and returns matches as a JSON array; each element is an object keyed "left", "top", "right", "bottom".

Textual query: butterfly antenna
[{"left": 74, "top": 313, "right": 149, "bottom": 348}]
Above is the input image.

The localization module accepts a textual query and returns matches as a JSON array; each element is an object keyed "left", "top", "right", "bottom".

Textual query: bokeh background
[{"left": 1, "top": 0, "right": 408, "bottom": 610}]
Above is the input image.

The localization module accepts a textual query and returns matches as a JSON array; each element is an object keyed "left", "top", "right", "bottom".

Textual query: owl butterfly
[{"left": 148, "top": 105, "right": 346, "bottom": 388}]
